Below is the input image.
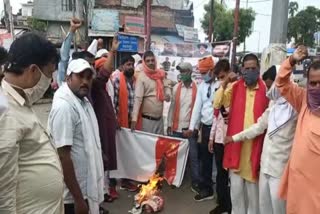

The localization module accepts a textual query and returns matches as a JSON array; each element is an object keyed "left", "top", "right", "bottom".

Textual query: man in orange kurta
[{"left": 276, "top": 46, "right": 320, "bottom": 214}]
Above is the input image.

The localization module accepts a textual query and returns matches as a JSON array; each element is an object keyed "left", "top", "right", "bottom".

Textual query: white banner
[{"left": 110, "top": 129, "right": 189, "bottom": 187}]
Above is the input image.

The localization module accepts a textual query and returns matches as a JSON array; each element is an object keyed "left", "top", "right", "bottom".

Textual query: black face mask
[
  {"left": 242, "top": 69, "right": 260, "bottom": 86},
  {"left": 124, "top": 69, "right": 134, "bottom": 78}
]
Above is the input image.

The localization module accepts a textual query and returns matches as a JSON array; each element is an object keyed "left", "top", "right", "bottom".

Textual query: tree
[
  {"left": 288, "top": 1, "right": 299, "bottom": 17},
  {"left": 287, "top": 6, "right": 320, "bottom": 47},
  {"left": 201, "top": 1, "right": 255, "bottom": 44}
]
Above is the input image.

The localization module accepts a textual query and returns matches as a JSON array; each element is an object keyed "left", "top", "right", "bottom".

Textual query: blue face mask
[{"left": 202, "top": 72, "right": 212, "bottom": 83}]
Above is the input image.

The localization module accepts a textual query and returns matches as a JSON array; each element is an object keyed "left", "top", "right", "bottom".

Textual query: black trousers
[
  {"left": 199, "top": 124, "right": 213, "bottom": 194},
  {"left": 64, "top": 200, "right": 88, "bottom": 214},
  {"left": 214, "top": 143, "right": 231, "bottom": 212}
]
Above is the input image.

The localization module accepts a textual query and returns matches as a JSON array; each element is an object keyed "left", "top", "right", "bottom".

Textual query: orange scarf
[
  {"left": 118, "top": 72, "right": 130, "bottom": 128},
  {"left": 142, "top": 61, "right": 165, "bottom": 101},
  {"left": 172, "top": 82, "right": 197, "bottom": 131}
]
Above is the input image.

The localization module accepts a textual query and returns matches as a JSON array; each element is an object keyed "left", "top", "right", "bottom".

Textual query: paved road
[{"left": 34, "top": 102, "right": 216, "bottom": 214}]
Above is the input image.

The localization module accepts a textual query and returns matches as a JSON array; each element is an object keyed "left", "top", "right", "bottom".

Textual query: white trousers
[
  {"left": 259, "top": 172, "right": 286, "bottom": 214},
  {"left": 230, "top": 171, "right": 259, "bottom": 214}
]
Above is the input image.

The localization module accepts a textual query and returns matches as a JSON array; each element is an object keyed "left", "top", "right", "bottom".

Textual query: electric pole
[
  {"left": 260, "top": 0, "right": 289, "bottom": 75},
  {"left": 231, "top": 0, "right": 240, "bottom": 67},
  {"left": 83, "top": 0, "right": 89, "bottom": 47},
  {"left": 208, "top": 0, "right": 214, "bottom": 42},
  {"left": 73, "top": 0, "right": 78, "bottom": 51},
  {"left": 269, "top": 0, "right": 289, "bottom": 43},
  {"left": 144, "top": 0, "right": 151, "bottom": 51},
  {"left": 3, "top": 0, "right": 14, "bottom": 38}
]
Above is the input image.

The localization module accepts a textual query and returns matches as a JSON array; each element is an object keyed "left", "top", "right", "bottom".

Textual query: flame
[{"left": 136, "top": 174, "right": 164, "bottom": 204}]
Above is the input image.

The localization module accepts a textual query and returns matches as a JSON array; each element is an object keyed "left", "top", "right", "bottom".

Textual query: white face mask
[{"left": 24, "top": 66, "right": 52, "bottom": 105}]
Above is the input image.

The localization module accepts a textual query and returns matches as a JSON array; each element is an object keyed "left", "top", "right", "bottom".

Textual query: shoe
[
  {"left": 109, "top": 187, "right": 119, "bottom": 199},
  {"left": 191, "top": 184, "right": 201, "bottom": 194},
  {"left": 104, "top": 193, "right": 114, "bottom": 203},
  {"left": 120, "top": 181, "right": 139, "bottom": 192},
  {"left": 194, "top": 190, "right": 214, "bottom": 202},
  {"left": 209, "top": 206, "right": 230, "bottom": 214},
  {"left": 99, "top": 207, "right": 109, "bottom": 214}
]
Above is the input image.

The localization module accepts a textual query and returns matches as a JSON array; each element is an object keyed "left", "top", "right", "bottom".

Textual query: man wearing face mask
[
  {"left": 276, "top": 46, "right": 320, "bottom": 214},
  {"left": 167, "top": 62, "right": 201, "bottom": 195},
  {"left": 183, "top": 56, "right": 220, "bottom": 202},
  {"left": 222, "top": 53, "right": 269, "bottom": 214},
  {"left": 224, "top": 66, "right": 298, "bottom": 214},
  {"left": 0, "top": 33, "right": 64, "bottom": 213}
]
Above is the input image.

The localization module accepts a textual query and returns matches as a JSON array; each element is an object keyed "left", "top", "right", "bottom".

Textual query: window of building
[{"left": 61, "top": 0, "right": 75, "bottom": 11}]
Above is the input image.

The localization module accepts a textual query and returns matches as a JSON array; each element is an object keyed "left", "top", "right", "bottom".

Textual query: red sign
[{"left": 124, "top": 16, "right": 145, "bottom": 35}]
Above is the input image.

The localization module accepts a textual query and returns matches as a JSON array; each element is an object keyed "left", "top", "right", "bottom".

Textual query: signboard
[
  {"left": 122, "top": 0, "right": 192, "bottom": 10},
  {"left": 124, "top": 16, "right": 145, "bottom": 35},
  {"left": 184, "top": 28, "right": 199, "bottom": 42},
  {"left": 91, "top": 9, "right": 119, "bottom": 32},
  {"left": 118, "top": 34, "right": 138, "bottom": 52},
  {"left": 212, "top": 41, "right": 232, "bottom": 58}
]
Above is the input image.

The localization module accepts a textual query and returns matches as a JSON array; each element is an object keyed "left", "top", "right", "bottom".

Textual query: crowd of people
[{"left": 0, "top": 17, "right": 320, "bottom": 214}]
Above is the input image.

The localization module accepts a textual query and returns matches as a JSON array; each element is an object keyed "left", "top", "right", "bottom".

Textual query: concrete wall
[
  {"left": 45, "top": 21, "right": 86, "bottom": 45},
  {"left": 33, "top": 0, "right": 84, "bottom": 21}
]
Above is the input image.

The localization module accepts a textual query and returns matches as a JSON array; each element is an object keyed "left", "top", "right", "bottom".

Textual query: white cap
[
  {"left": 67, "top": 59, "right": 94, "bottom": 76},
  {"left": 96, "top": 49, "right": 109, "bottom": 59},
  {"left": 87, "top": 39, "right": 98, "bottom": 56},
  {"left": 132, "top": 54, "right": 142, "bottom": 67}
]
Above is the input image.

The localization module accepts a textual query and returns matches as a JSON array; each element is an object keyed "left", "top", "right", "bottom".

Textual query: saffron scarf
[
  {"left": 118, "top": 72, "right": 131, "bottom": 128},
  {"left": 172, "top": 82, "right": 197, "bottom": 131},
  {"left": 223, "top": 78, "right": 269, "bottom": 179},
  {"left": 142, "top": 61, "right": 165, "bottom": 101}
]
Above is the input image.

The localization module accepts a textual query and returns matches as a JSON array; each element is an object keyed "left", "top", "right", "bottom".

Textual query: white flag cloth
[{"left": 110, "top": 129, "right": 189, "bottom": 187}]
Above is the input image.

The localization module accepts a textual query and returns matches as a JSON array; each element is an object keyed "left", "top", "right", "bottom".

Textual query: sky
[{"left": 1, "top": 0, "right": 320, "bottom": 52}]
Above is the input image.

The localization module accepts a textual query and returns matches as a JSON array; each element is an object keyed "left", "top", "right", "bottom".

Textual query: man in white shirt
[
  {"left": 167, "top": 62, "right": 201, "bottom": 194},
  {"left": 49, "top": 59, "right": 105, "bottom": 214},
  {"left": 184, "top": 57, "right": 220, "bottom": 201}
]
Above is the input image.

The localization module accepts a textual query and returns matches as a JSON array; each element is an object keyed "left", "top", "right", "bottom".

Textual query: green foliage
[
  {"left": 201, "top": 1, "right": 255, "bottom": 44},
  {"left": 27, "top": 17, "right": 48, "bottom": 32},
  {"left": 288, "top": 1, "right": 299, "bottom": 17},
  {"left": 287, "top": 6, "right": 320, "bottom": 47}
]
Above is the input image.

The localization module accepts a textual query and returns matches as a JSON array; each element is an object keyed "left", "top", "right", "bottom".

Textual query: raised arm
[
  {"left": 57, "top": 18, "right": 82, "bottom": 86},
  {"left": 276, "top": 46, "right": 308, "bottom": 112}
]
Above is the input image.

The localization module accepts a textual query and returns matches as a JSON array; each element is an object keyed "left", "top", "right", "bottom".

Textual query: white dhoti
[
  {"left": 259, "top": 172, "right": 286, "bottom": 214},
  {"left": 230, "top": 171, "right": 259, "bottom": 214}
]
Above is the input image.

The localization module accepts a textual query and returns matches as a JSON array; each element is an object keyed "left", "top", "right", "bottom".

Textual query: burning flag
[{"left": 110, "top": 129, "right": 189, "bottom": 187}]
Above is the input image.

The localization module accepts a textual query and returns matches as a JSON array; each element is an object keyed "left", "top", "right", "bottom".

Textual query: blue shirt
[{"left": 189, "top": 80, "right": 220, "bottom": 130}]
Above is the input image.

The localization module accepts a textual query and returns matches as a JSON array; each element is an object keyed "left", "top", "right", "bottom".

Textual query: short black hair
[
  {"left": 121, "top": 55, "right": 135, "bottom": 65},
  {"left": 5, "top": 32, "right": 59, "bottom": 75},
  {"left": 262, "top": 65, "right": 277, "bottom": 81},
  {"left": 242, "top": 53, "right": 260, "bottom": 67},
  {"left": 307, "top": 60, "right": 320, "bottom": 78},
  {"left": 214, "top": 59, "right": 230, "bottom": 75},
  {"left": 72, "top": 51, "right": 95, "bottom": 60},
  {"left": 0, "top": 46, "right": 8, "bottom": 65},
  {"left": 143, "top": 51, "right": 155, "bottom": 61}
]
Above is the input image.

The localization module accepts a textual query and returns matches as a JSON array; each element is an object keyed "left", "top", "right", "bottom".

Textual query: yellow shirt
[
  {"left": 219, "top": 82, "right": 259, "bottom": 182},
  {"left": 0, "top": 80, "right": 64, "bottom": 214}
]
